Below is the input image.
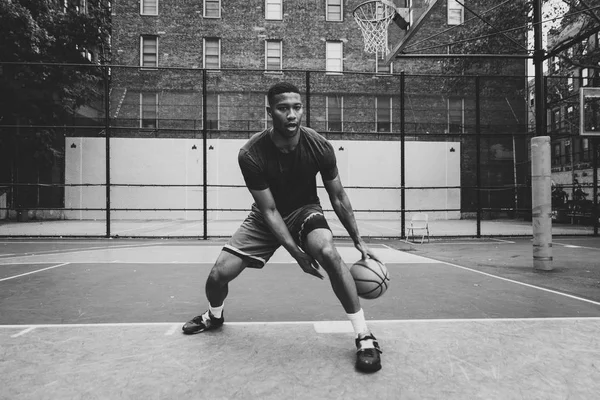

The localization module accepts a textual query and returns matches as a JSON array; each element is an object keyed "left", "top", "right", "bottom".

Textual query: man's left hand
[{"left": 355, "top": 241, "right": 381, "bottom": 263}]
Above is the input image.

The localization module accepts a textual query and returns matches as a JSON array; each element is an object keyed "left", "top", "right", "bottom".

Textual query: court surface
[{"left": 1, "top": 238, "right": 600, "bottom": 399}]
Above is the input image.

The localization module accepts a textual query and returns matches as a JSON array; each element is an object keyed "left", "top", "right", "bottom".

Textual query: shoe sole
[
  {"left": 182, "top": 324, "right": 223, "bottom": 335},
  {"left": 356, "top": 361, "right": 382, "bottom": 373}
]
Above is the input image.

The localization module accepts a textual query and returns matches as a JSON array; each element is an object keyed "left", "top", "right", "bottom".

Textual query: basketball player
[{"left": 183, "top": 82, "right": 382, "bottom": 372}]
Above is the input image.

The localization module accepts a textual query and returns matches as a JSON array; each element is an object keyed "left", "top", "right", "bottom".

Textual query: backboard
[
  {"left": 580, "top": 87, "right": 600, "bottom": 136},
  {"left": 384, "top": 0, "right": 441, "bottom": 65}
]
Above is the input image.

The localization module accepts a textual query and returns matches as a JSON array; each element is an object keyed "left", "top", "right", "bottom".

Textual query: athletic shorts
[{"left": 222, "top": 203, "right": 331, "bottom": 268}]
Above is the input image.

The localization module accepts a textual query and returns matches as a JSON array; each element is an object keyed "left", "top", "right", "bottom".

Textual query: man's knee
[{"left": 207, "top": 252, "right": 246, "bottom": 286}]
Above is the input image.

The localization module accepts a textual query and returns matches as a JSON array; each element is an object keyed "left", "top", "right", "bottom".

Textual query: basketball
[{"left": 350, "top": 258, "right": 390, "bottom": 300}]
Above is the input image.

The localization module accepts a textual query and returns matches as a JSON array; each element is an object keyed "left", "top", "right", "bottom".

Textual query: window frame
[
  {"left": 581, "top": 68, "right": 589, "bottom": 86},
  {"left": 265, "top": 39, "right": 283, "bottom": 72},
  {"left": 265, "top": 0, "right": 283, "bottom": 20},
  {"left": 140, "top": 92, "right": 158, "bottom": 129},
  {"left": 326, "top": 0, "right": 343, "bottom": 22},
  {"left": 203, "top": 37, "right": 221, "bottom": 70},
  {"left": 204, "top": 0, "right": 221, "bottom": 18},
  {"left": 447, "top": 0, "right": 464, "bottom": 25},
  {"left": 326, "top": 95, "right": 343, "bottom": 132},
  {"left": 326, "top": 41, "right": 343, "bottom": 74},
  {"left": 140, "top": 35, "right": 158, "bottom": 69},
  {"left": 140, "top": 0, "right": 158, "bottom": 16}
]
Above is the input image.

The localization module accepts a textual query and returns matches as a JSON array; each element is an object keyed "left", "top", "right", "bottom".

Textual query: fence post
[
  {"left": 475, "top": 76, "right": 481, "bottom": 237},
  {"left": 202, "top": 69, "right": 208, "bottom": 240},
  {"left": 400, "top": 72, "right": 406, "bottom": 239},
  {"left": 594, "top": 139, "right": 599, "bottom": 236},
  {"left": 305, "top": 71, "right": 311, "bottom": 127},
  {"left": 104, "top": 65, "right": 111, "bottom": 237}
]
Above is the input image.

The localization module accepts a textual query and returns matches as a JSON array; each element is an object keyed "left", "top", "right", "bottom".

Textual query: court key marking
[{"left": 0, "top": 262, "right": 71, "bottom": 282}]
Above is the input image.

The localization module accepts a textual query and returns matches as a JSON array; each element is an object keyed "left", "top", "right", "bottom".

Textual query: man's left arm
[{"left": 324, "top": 175, "right": 380, "bottom": 261}]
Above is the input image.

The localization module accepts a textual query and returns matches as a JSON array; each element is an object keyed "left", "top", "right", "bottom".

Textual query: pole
[
  {"left": 533, "top": 0, "right": 546, "bottom": 137},
  {"left": 593, "top": 139, "right": 599, "bottom": 236},
  {"left": 400, "top": 72, "right": 406, "bottom": 239},
  {"left": 202, "top": 69, "right": 208, "bottom": 240},
  {"left": 475, "top": 76, "right": 481, "bottom": 237},
  {"left": 305, "top": 71, "right": 311, "bottom": 127},
  {"left": 531, "top": 136, "right": 553, "bottom": 270},
  {"left": 104, "top": 66, "right": 111, "bottom": 237}
]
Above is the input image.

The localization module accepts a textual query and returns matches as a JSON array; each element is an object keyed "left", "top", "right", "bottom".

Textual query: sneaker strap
[{"left": 356, "top": 334, "right": 382, "bottom": 354}]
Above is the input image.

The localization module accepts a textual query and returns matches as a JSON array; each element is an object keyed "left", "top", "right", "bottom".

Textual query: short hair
[{"left": 267, "top": 82, "right": 301, "bottom": 106}]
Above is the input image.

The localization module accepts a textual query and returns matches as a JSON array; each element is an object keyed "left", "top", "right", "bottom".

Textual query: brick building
[{"left": 108, "top": 0, "right": 529, "bottom": 216}]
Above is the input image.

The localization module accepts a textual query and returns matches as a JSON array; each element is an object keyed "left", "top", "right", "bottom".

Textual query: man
[{"left": 183, "top": 82, "right": 383, "bottom": 372}]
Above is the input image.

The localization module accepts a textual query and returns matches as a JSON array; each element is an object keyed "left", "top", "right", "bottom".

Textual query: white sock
[
  {"left": 209, "top": 303, "right": 224, "bottom": 319},
  {"left": 347, "top": 309, "right": 375, "bottom": 349}
]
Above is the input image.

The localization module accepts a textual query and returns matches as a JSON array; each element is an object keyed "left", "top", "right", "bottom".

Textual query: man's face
[{"left": 268, "top": 92, "right": 304, "bottom": 138}]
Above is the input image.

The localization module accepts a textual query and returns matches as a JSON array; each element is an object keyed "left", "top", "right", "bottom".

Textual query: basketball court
[{"left": 2, "top": 238, "right": 600, "bottom": 399}]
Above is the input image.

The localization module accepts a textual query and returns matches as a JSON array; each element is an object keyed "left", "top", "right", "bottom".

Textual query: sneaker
[
  {"left": 355, "top": 332, "right": 382, "bottom": 372},
  {"left": 182, "top": 310, "right": 224, "bottom": 335}
]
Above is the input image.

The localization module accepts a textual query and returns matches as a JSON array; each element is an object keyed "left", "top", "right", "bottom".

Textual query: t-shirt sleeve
[
  {"left": 238, "top": 149, "right": 269, "bottom": 191},
  {"left": 320, "top": 140, "right": 339, "bottom": 182}
]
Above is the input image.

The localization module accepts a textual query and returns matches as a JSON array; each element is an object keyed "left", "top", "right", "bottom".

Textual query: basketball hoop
[{"left": 353, "top": 0, "right": 398, "bottom": 58}]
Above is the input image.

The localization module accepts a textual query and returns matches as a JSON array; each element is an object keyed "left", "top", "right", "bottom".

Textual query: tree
[
  {"left": 0, "top": 0, "right": 110, "bottom": 209},
  {"left": 547, "top": 0, "right": 600, "bottom": 72}
]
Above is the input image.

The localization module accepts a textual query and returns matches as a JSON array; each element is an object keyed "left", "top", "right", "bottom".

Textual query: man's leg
[
  {"left": 182, "top": 251, "right": 247, "bottom": 334},
  {"left": 304, "top": 229, "right": 360, "bottom": 313},
  {"left": 303, "top": 228, "right": 382, "bottom": 372}
]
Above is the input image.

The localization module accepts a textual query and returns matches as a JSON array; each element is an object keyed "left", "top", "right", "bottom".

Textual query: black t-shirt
[{"left": 238, "top": 127, "right": 339, "bottom": 216}]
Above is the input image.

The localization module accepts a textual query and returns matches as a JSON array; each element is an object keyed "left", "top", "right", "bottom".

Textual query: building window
[
  {"left": 553, "top": 143, "right": 561, "bottom": 165},
  {"left": 266, "top": 0, "right": 282, "bottom": 20},
  {"left": 206, "top": 94, "right": 219, "bottom": 130},
  {"left": 376, "top": 52, "right": 393, "bottom": 74},
  {"left": 376, "top": 95, "right": 392, "bottom": 132},
  {"left": 552, "top": 109, "right": 561, "bottom": 131},
  {"left": 141, "top": 0, "right": 158, "bottom": 15},
  {"left": 447, "top": 0, "right": 463, "bottom": 25},
  {"left": 204, "top": 38, "right": 221, "bottom": 69},
  {"left": 140, "top": 36, "right": 158, "bottom": 68},
  {"left": 448, "top": 97, "right": 463, "bottom": 133},
  {"left": 582, "top": 138, "right": 590, "bottom": 161},
  {"left": 552, "top": 56, "right": 559, "bottom": 72},
  {"left": 567, "top": 74, "right": 574, "bottom": 91},
  {"left": 326, "top": 41, "right": 343, "bottom": 73},
  {"left": 326, "top": 0, "right": 343, "bottom": 21},
  {"left": 140, "top": 93, "right": 158, "bottom": 129},
  {"left": 327, "top": 95, "right": 343, "bottom": 131},
  {"left": 204, "top": 0, "right": 220, "bottom": 18},
  {"left": 265, "top": 40, "right": 282, "bottom": 71},
  {"left": 564, "top": 140, "right": 571, "bottom": 164},
  {"left": 77, "top": 0, "right": 88, "bottom": 14},
  {"left": 582, "top": 68, "right": 589, "bottom": 86}
]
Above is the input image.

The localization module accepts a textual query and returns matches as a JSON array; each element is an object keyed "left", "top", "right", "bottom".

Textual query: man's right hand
[{"left": 294, "top": 250, "right": 324, "bottom": 280}]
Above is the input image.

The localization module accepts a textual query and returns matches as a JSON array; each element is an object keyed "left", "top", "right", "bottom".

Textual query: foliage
[
  {"left": 0, "top": 0, "right": 111, "bottom": 168},
  {"left": 548, "top": 0, "right": 600, "bottom": 71}
]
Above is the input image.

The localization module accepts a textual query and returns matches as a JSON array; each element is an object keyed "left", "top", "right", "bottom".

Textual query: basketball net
[{"left": 353, "top": 0, "right": 397, "bottom": 58}]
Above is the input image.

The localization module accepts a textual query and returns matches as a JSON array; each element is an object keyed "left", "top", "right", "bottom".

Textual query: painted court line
[
  {"left": 11, "top": 327, "right": 36, "bottom": 338},
  {"left": 554, "top": 242, "right": 600, "bottom": 251},
  {"left": 2, "top": 317, "right": 600, "bottom": 331},
  {"left": 438, "top": 260, "right": 600, "bottom": 307},
  {"left": 0, "top": 242, "right": 168, "bottom": 262},
  {"left": 0, "top": 263, "right": 70, "bottom": 282},
  {"left": 165, "top": 324, "right": 180, "bottom": 336}
]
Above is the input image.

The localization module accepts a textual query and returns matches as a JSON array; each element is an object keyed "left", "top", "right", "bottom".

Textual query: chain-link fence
[{"left": 1, "top": 63, "right": 598, "bottom": 237}]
